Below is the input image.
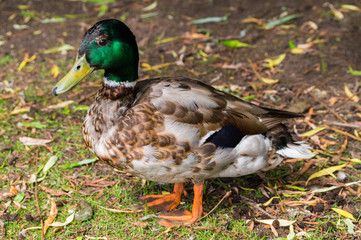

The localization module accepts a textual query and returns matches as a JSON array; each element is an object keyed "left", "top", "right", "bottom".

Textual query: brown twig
[
  {"left": 309, "top": 93, "right": 347, "bottom": 123},
  {"left": 238, "top": 195, "right": 276, "bottom": 219},
  {"left": 325, "top": 121, "right": 361, "bottom": 129},
  {"left": 199, "top": 191, "right": 231, "bottom": 221},
  {"left": 247, "top": 59, "right": 262, "bottom": 81},
  {"left": 108, "top": 194, "right": 125, "bottom": 208},
  {"left": 330, "top": 127, "right": 361, "bottom": 142}
]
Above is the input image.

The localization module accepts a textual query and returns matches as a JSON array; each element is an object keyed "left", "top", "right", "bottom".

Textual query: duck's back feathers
[{"left": 134, "top": 77, "right": 301, "bottom": 136}]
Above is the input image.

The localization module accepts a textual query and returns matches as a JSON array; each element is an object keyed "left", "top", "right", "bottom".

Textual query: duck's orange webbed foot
[
  {"left": 140, "top": 183, "right": 186, "bottom": 212},
  {"left": 158, "top": 184, "right": 204, "bottom": 227}
]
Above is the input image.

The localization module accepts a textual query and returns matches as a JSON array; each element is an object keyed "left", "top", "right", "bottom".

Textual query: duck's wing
[{"left": 134, "top": 77, "right": 302, "bottom": 137}]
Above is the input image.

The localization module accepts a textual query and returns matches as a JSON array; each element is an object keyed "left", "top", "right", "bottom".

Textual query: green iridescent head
[{"left": 53, "top": 19, "right": 139, "bottom": 95}]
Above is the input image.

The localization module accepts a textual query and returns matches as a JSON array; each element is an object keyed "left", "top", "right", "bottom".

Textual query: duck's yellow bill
[{"left": 52, "top": 55, "right": 94, "bottom": 96}]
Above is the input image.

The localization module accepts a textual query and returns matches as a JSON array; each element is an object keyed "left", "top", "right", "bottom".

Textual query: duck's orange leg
[
  {"left": 140, "top": 183, "right": 187, "bottom": 211},
  {"left": 158, "top": 184, "right": 204, "bottom": 227}
]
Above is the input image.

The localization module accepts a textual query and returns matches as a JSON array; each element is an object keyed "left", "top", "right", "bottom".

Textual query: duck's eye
[{"left": 98, "top": 38, "right": 107, "bottom": 46}]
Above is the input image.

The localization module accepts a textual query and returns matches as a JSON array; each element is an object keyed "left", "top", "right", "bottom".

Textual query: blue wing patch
[{"left": 205, "top": 125, "right": 245, "bottom": 148}]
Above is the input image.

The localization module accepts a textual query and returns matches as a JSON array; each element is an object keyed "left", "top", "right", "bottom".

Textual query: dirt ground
[{"left": 2, "top": 0, "right": 361, "bottom": 239}]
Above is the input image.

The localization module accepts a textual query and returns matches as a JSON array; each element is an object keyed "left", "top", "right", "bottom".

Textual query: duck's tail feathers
[
  {"left": 265, "top": 124, "right": 314, "bottom": 159},
  {"left": 276, "top": 141, "right": 314, "bottom": 159}
]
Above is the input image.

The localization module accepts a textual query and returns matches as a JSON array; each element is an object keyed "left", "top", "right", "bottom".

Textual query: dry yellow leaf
[
  {"left": 44, "top": 100, "right": 74, "bottom": 110},
  {"left": 301, "top": 126, "right": 326, "bottom": 137},
  {"left": 265, "top": 54, "right": 286, "bottom": 68},
  {"left": 51, "top": 64, "right": 59, "bottom": 78},
  {"left": 328, "top": 97, "right": 338, "bottom": 106},
  {"left": 344, "top": 85, "right": 359, "bottom": 102},
  {"left": 307, "top": 163, "right": 347, "bottom": 182},
  {"left": 261, "top": 78, "right": 279, "bottom": 84},
  {"left": 10, "top": 107, "right": 30, "bottom": 115},
  {"left": 327, "top": 3, "right": 344, "bottom": 20},
  {"left": 341, "top": 4, "right": 361, "bottom": 12},
  {"left": 350, "top": 158, "right": 361, "bottom": 164},
  {"left": 43, "top": 194, "right": 58, "bottom": 236},
  {"left": 18, "top": 54, "right": 36, "bottom": 72},
  {"left": 302, "top": 21, "right": 318, "bottom": 30},
  {"left": 242, "top": 17, "right": 265, "bottom": 26},
  {"left": 10, "top": 186, "right": 18, "bottom": 195},
  {"left": 291, "top": 48, "right": 304, "bottom": 54},
  {"left": 260, "top": 196, "right": 278, "bottom": 207},
  {"left": 332, "top": 208, "right": 356, "bottom": 221},
  {"left": 142, "top": 62, "right": 174, "bottom": 71}
]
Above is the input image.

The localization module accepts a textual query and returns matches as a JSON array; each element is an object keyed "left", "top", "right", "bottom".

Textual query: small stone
[
  {"left": 74, "top": 200, "right": 93, "bottom": 221},
  {"left": 56, "top": 201, "right": 65, "bottom": 208},
  {"left": 25, "top": 213, "right": 34, "bottom": 222},
  {"left": 313, "top": 203, "right": 324, "bottom": 212},
  {"left": 337, "top": 171, "right": 347, "bottom": 181},
  {"left": 272, "top": 219, "right": 280, "bottom": 229}
]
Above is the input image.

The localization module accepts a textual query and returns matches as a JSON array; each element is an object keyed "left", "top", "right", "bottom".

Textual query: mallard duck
[{"left": 53, "top": 19, "right": 313, "bottom": 226}]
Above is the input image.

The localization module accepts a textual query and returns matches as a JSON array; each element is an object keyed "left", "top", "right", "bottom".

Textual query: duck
[{"left": 52, "top": 19, "right": 314, "bottom": 226}]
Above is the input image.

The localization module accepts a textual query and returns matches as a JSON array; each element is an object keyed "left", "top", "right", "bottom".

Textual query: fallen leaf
[
  {"left": 266, "top": 14, "right": 302, "bottom": 28},
  {"left": 221, "top": 40, "right": 254, "bottom": 48},
  {"left": 42, "top": 156, "right": 58, "bottom": 174},
  {"left": 341, "top": 4, "right": 361, "bottom": 12},
  {"left": 331, "top": 208, "right": 356, "bottom": 221},
  {"left": 10, "top": 186, "right": 18, "bottom": 195},
  {"left": 43, "top": 100, "right": 74, "bottom": 110},
  {"left": 260, "top": 197, "right": 279, "bottom": 207},
  {"left": 329, "top": 97, "right": 338, "bottom": 106},
  {"left": 61, "top": 158, "right": 98, "bottom": 169},
  {"left": 300, "top": 21, "right": 318, "bottom": 30},
  {"left": 41, "top": 17, "right": 65, "bottom": 24},
  {"left": 142, "top": 62, "right": 175, "bottom": 71},
  {"left": 307, "top": 163, "right": 347, "bottom": 182},
  {"left": 19, "top": 137, "right": 52, "bottom": 146},
  {"left": 327, "top": 3, "right": 344, "bottom": 20},
  {"left": 142, "top": 1, "right": 157, "bottom": 11},
  {"left": 49, "top": 212, "right": 75, "bottom": 227},
  {"left": 43, "top": 194, "right": 58, "bottom": 235},
  {"left": 99, "top": 205, "right": 144, "bottom": 213},
  {"left": 51, "top": 64, "right": 59, "bottom": 78},
  {"left": 154, "top": 36, "right": 181, "bottom": 44},
  {"left": 40, "top": 186, "right": 68, "bottom": 196},
  {"left": 131, "top": 221, "right": 149, "bottom": 227},
  {"left": 283, "top": 199, "right": 323, "bottom": 207},
  {"left": 350, "top": 158, "right": 361, "bottom": 164},
  {"left": 287, "top": 225, "right": 295, "bottom": 240},
  {"left": 10, "top": 107, "right": 30, "bottom": 115},
  {"left": 14, "top": 192, "right": 25, "bottom": 202},
  {"left": 290, "top": 48, "right": 304, "bottom": 54},
  {"left": 242, "top": 17, "right": 265, "bottom": 26},
  {"left": 343, "top": 219, "right": 355, "bottom": 233},
  {"left": 261, "top": 78, "right": 279, "bottom": 84},
  {"left": 221, "top": 62, "right": 246, "bottom": 69},
  {"left": 344, "top": 85, "right": 359, "bottom": 102},
  {"left": 140, "top": 12, "right": 158, "bottom": 19},
  {"left": 270, "top": 224, "right": 278, "bottom": 237},
  {"left": 301, "top": 126, "right": 326, "bottom": 137},
  {"left": 265, "top": 53, "right": 286, "bottom": 68},
  {"left": 18, "top": 54, "right": 36, "bottom": 72},
  {"left": 42, "top": 44, "right": 74, "bottom": 54},
  {"left": 190, "top": 15, "right": 228, "bottom": 24}
]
